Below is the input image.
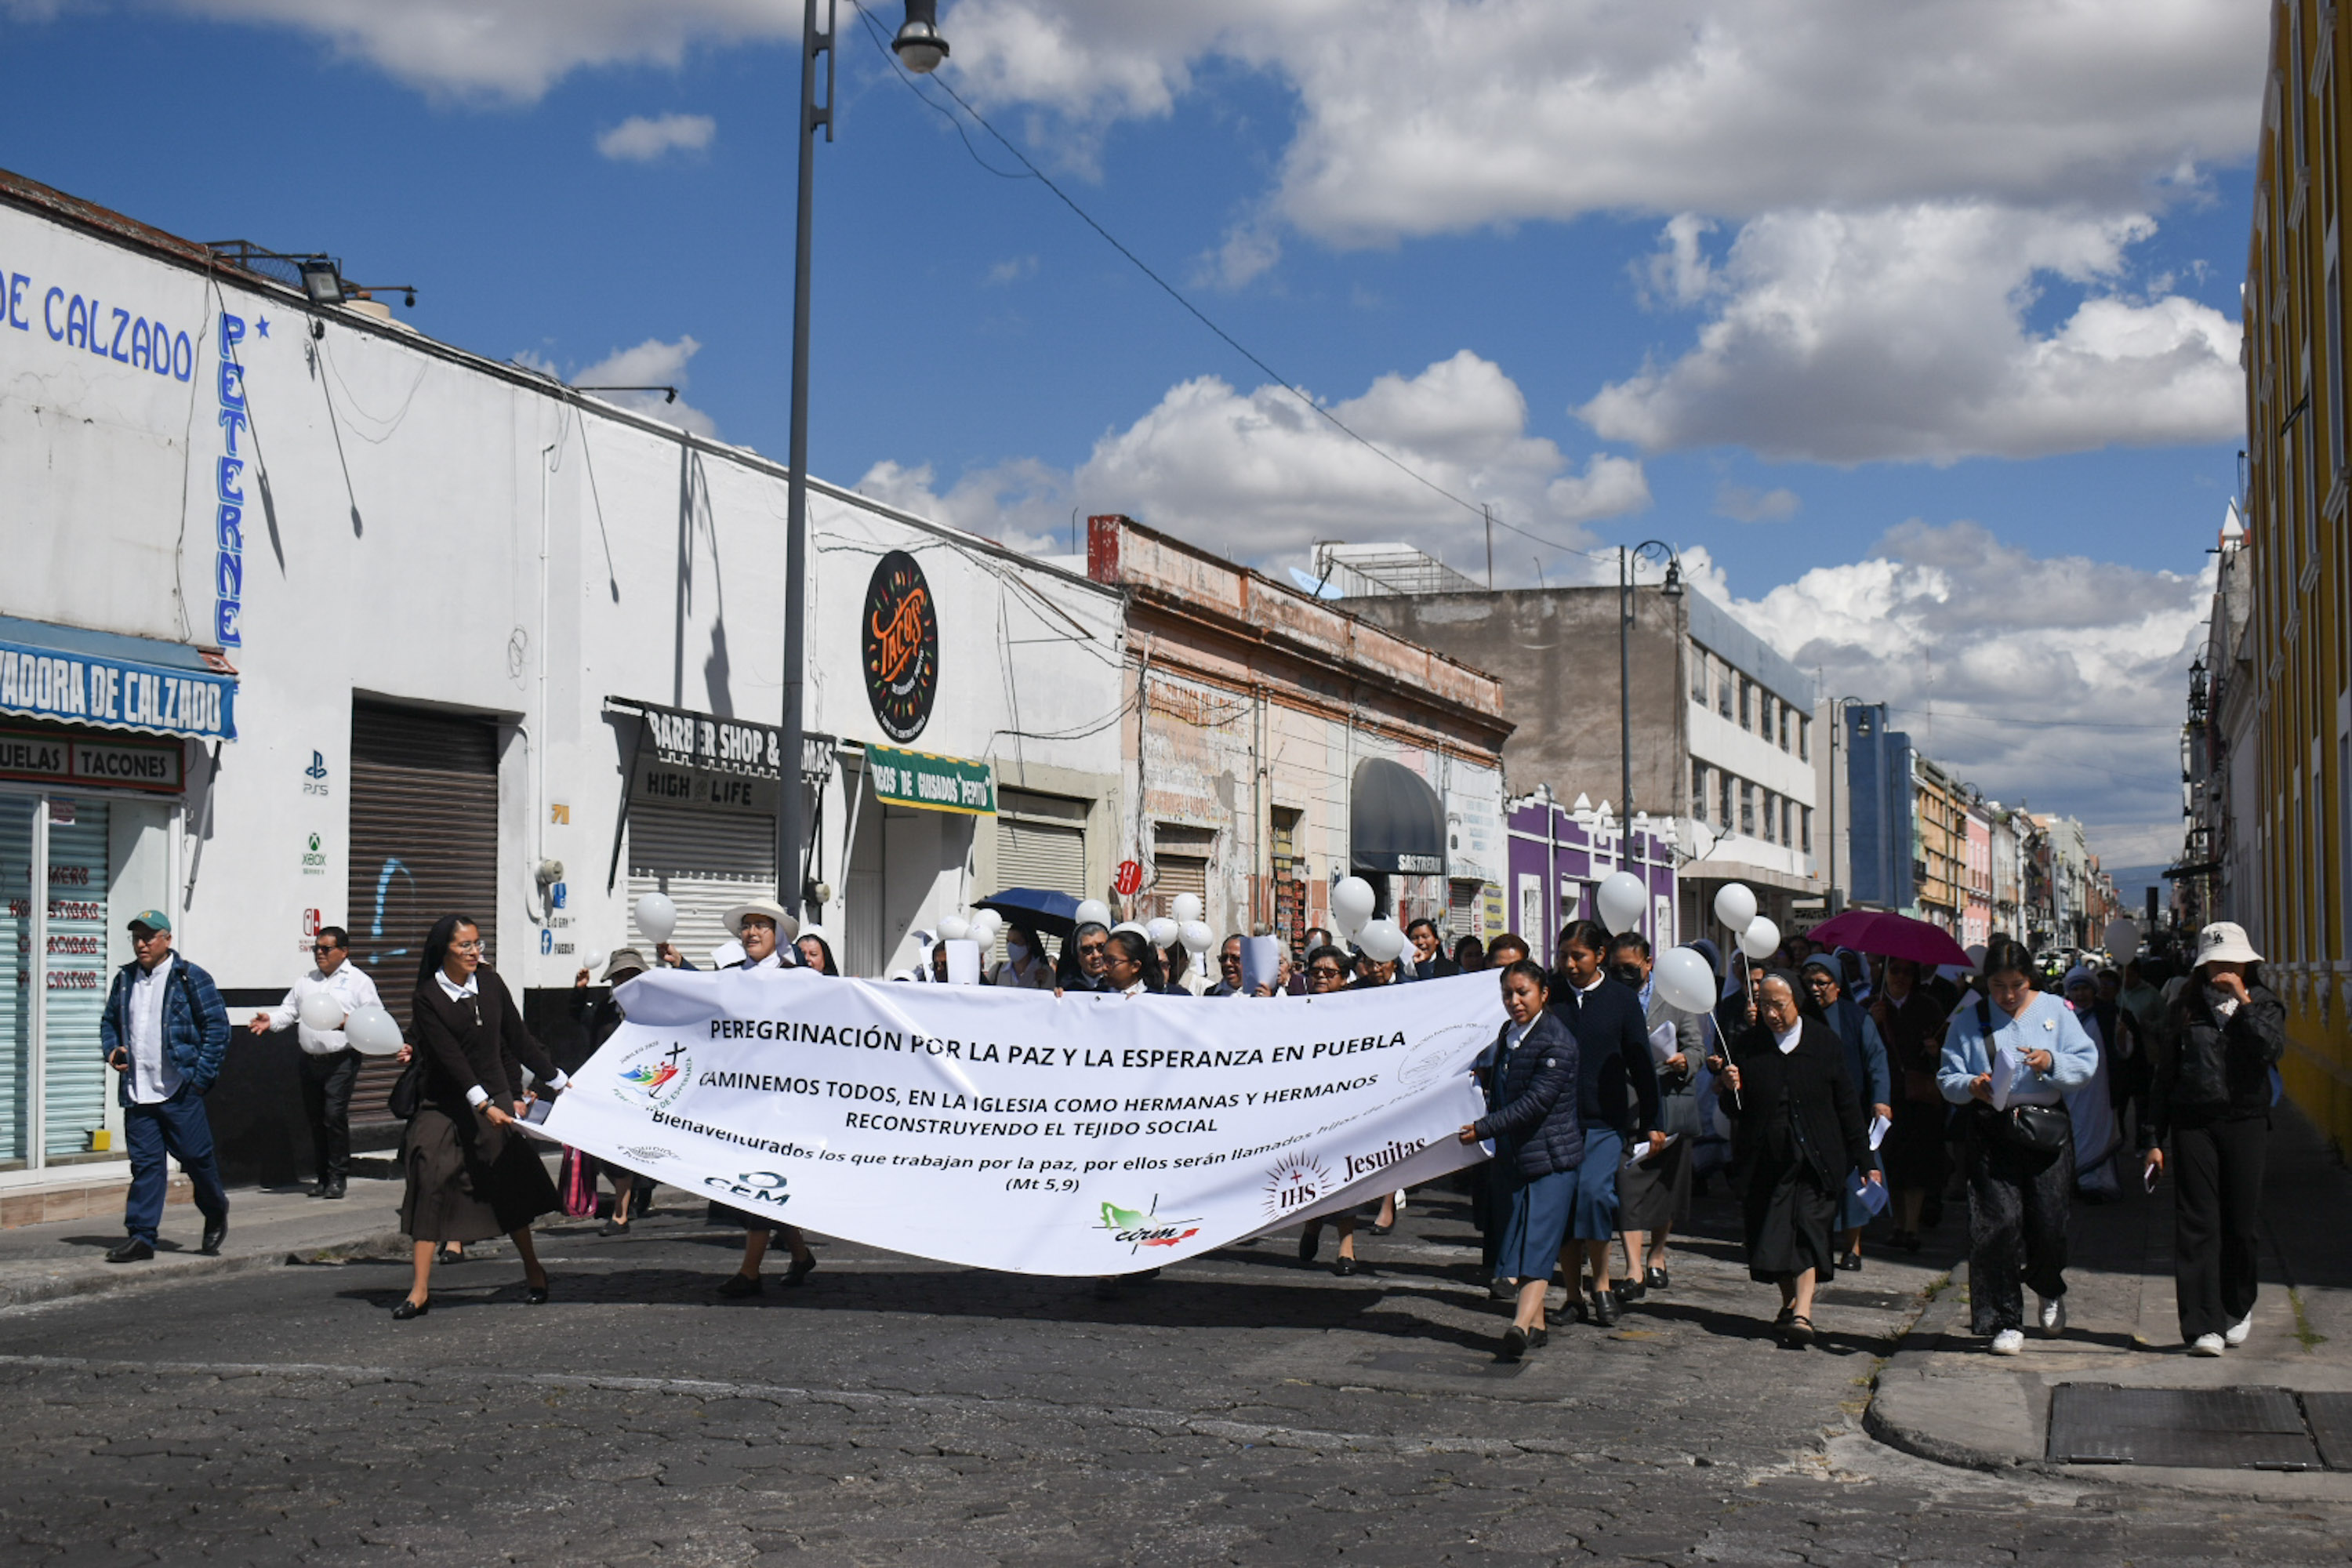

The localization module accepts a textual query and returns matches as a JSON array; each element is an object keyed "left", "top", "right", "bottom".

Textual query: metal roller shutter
[
  {"left": 1447, "top": 880, "right": 1483, "bottom": 943},
  {"left": 628, "top": 804, "right": 777, "bottom": 969},
  {"left": 993, "top": 816, "right": 1085, "bottom": 960},
  {"left": 347, "top": 702, "right": 501, "bottom": 1126}
]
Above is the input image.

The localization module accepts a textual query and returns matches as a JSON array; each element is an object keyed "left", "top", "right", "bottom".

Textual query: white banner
[{"left": 540, "top": 967, "right": 1502, "bottom": 1276}]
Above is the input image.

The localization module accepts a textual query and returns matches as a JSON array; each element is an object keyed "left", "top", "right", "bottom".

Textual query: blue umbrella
[{"left": 975, "top": 887, "right": 1082, "bottom": 937}]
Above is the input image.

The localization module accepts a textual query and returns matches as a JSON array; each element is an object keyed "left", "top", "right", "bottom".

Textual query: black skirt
[
  {"left": 1882, "top": 1097, "right": 1950, "bottom": 1191},
  {"left": 1742, "top": 1131, "right": 1838, "bottom": 1283},
  {"left": 401, "top": 1105, "right": 559, "bottom": 1243}
]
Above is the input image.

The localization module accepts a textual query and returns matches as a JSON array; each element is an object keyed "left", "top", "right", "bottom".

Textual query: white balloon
[
  {"left": 298, "top": 989, "right": 346, "bottom": 1033},
  {"left": 1357, "top": 919, "right": 1408, "bottom": 964},
  {"left": 971, "top": 909, "right": 1004, "bottom": 941},
  {"left": 1713, "top": 883, "right": 1757, "bottom": 932},
  {"left": 634, "top": 893, "right": 677, "bottom": 943},
  {"left": 1595, "top": 871, "right": 1648, "bottom": 934},
  {"left": 1740, "top": 915, "right": 1781, "bottom": 962},
  {"left": 1111, "top": 921, "right": 1150, "bottom": 938},
  {"left": 1330, "top": 877, "right": 1376, "bottom": 935},
  {"left": 345, "top": 1005, "right": 404, "bottom": 1056},
  {"left": 1145, "top": 917, "right": 1179, "bottom": 949},
  {"left": 1074, "top": 899, "right": 1112, "bottom": 930},
  {"left": 1178, "top": 920, "right": 1214, "bottom": 954},
  {"left": 583, "top": 949, "right": 607, "bottom": 975},
  {"left": 2101, "top": 916, "right": 2140, "bottom": 959},
  {"left": 936, "top": 915, "right": 971, "bottom": 942},
  {"left": 1653, "top": 947, "right": 1717, "bottom": 1014},
  {"left": 1171, "top": 892, "right": 1204, "bottom": 926}
]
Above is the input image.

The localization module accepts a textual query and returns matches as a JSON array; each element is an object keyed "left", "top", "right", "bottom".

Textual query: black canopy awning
[{"left": 1350, "top": 757, "right": 1446, "bottom": 876}]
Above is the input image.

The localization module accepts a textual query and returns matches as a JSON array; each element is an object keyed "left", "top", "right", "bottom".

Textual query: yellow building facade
[{"left": 2244, "top": 1, "right": 2352, "bottom": 1149}]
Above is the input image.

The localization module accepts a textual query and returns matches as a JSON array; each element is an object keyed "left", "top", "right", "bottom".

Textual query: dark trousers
[
  {"left": 1965, "top": 1120, "right": 2074, "bottom": 1334},
  {"left": 299, "top": 1048, "right": 362, "bottom": 1184},
  {"left": 123, "top": 1089, "right": 229, "bottom": 1245},
  {"left": 2172, "top": 1116, "right": 2267, "bottom": 1341}
]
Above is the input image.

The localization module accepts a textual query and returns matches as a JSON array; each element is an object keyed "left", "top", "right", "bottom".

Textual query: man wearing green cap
[{"left": 99, "top": 910, "right": 231, "bottom": 1262}]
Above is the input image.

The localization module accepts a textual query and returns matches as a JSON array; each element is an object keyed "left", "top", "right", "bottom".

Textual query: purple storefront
[{"left": 1505, "top": 787, "right": 1679, "bottom": 966}]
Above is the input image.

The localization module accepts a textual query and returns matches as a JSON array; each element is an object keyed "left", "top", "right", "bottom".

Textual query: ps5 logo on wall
[{"left": 215, "top": 312, "right": 251, "bottom": 648}]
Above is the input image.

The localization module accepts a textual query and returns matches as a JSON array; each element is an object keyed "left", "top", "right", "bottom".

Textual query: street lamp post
[
  {"left": 777, "top": 0, "right": 948, "bottom": 917},
  {"left": 1617, "top": 541, "right": 1682, "bottom": 827}
]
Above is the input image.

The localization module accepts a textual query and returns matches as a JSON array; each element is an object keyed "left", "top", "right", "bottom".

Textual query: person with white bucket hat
[
  {"left": 2142, "top": 921, "right": 2285, "bottom": 1356},
  {"left": 656, "top": 898, "right": 800, "bottom": 971}
]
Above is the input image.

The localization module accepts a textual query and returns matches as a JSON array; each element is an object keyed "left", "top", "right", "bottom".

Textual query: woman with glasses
[
  {"left": 394, "top": 914, "right": 568, "bottom": 1319},
  {"left": 1055, "top": 922, "right": 1113, "bottom": 993},
  {"left": 1294, "top": 945, "right": 1372, "bottom": 1273},
  {"left": 1100, "top": 927, "right": 1188, "bottom": 996}
]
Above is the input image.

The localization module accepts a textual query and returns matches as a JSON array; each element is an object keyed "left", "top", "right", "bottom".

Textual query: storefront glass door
[
  {"left": 43, "top": 799, "right": 110, "bottom": 1160},
  {"left": 0, "top": 797, "right": 32, "bottom": 1169}
]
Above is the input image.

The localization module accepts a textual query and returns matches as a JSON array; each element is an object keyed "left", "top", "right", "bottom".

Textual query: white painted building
[{"left": 0, "top": 168, "right": 1125, "bottom": 1203}]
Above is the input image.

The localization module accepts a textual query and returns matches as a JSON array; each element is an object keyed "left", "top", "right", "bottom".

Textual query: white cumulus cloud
[
  {"left": 521, "top": 336, "right": 718, "bottom": 436},
  {"left": 1580, "top": 204, "right": 2244, "bottom": 463},
  {"left": 859, "top": 350, "right": 1647, "bottom": 576},
  {"left": 1696, "top": 517, "right": 2209, "bottom": 866},
  {"left": 596, "top": 112, "right": 716, "bottom": 163}
]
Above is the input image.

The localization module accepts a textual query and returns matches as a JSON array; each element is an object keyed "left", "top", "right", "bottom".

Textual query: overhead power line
[{"left": 844, "top": 2, "right": 1608, "bottom": 566}]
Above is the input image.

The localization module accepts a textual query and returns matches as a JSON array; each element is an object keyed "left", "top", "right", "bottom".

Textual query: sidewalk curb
[{"left": 0, "top": 1225, "right": 408, "bottom": 1312}]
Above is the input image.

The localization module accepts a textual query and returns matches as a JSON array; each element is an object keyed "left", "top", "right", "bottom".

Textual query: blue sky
[{"left": 0, "top": 1, "right": 2267, "bottom": 884}]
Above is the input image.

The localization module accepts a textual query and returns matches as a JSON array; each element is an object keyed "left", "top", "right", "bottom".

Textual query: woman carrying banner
[
  {"left": 1102, "top": 927, "right": 1188, "bottom": 996},
  {"left": 394, "top": 914, "right": 569, "bottom": 1319},
  {"left": 1297, "top": 946, "right": 1373, "bottom": 1274},
  {"left": 1458, "top": 959, "right": 1581, "bottom": 1360}
]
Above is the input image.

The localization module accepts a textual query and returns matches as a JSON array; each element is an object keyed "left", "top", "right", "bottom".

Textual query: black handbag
[
  {"left": 1975, "top": 1000, "right": 2070, "bottom": 1154},
  {"left": 387, "top": 1060, "right": 423, "bottom": 1121}
]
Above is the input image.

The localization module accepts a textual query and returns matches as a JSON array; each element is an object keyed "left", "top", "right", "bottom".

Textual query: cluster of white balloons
[
  {"left": 1646, "top": 882, "right": 1779, "bottom": 1014},
  {"left": 934, "top": 908, "right": 1007, "bottom": 948},
  {"left": 296, "top": 989, "right": 404, "bottom": 1057},
  {"left": 1324, "top": 876, "right": 1408, "bottom": 963}
]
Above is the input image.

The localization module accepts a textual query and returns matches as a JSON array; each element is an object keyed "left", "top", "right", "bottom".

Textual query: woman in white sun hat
[{"left": 2142, "top": 921, "right": 2285, "bottom": 1357}]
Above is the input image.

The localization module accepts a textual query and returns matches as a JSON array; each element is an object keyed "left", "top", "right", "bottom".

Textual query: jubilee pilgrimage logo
[
  {"left": 1095, "top": 1197, "right": 1201, "bottom": 1254},
  {"left": 612, "top": 1040, "right": 695, "bottom": 1112}
]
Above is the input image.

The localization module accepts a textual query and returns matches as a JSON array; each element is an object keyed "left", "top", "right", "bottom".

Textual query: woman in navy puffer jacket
[{"left": 1460, "top": 958, "right": 1584, "bottom": 1360}]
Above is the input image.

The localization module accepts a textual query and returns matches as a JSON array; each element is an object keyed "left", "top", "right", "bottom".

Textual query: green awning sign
[{"left": 867, "top": 744, "right": 995, "bottom": 815}]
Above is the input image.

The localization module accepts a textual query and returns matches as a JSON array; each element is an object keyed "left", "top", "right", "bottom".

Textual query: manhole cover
[{"left": 2047, "top": 1385, "right": 2321, "bottom": 1470}]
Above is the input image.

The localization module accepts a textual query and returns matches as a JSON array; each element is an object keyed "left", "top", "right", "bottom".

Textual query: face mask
[
  {"left": 1612, "top": 963, "right": 1645, "bottom": 988},
  {"left": 1007, "top": 940, "right": 1029, "bottom": 961}
]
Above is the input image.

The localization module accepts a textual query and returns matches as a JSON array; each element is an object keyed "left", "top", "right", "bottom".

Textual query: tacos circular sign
[{"left": 861, "top": 550, "right": 938, "bottom": 742}]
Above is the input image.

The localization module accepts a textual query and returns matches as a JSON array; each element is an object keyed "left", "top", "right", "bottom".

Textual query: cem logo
[
  {"left": 303, "top": 750, "right": 329, "bottom": 797},
  {"left": 612, "top": 1040, "right": 695, "bottom": 1111},
  {"left": 861, "top": 549, "right": 938, "bottom": 742},
  {"left": 703, "top": 1170, "right": 791, "bottom": 1208},
  {"left": 1094, "top": 1196, "right": 1201, "bottom": 1254}
]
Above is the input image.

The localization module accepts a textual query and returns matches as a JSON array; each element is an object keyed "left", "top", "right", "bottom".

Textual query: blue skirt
[
  {"left": 1570, "top": 1127, "right": 1624, "bottom": 1240},
  {"left": 1491, "top": 1163, "right": 1579, "bottom": 1281}
]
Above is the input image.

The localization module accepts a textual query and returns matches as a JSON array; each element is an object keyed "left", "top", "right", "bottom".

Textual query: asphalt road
[{"left": 1, "top": 1188, "right": 2347, "bottom": 1565}]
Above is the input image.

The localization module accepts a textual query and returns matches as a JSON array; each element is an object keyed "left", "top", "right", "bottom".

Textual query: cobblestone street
[{"left": 2, "top": 1190, "right": 2346, "bottom": 1565}]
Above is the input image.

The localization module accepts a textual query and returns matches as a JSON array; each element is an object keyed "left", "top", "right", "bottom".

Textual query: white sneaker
[
  {"left": 2188, "top": 1333, "right": 2226, "bottom": 1357},
  {"left": 2224, "top": 1314, "right": 2253, "bottom": 1347},
  {"left": 2037, "top": 1294, "right": 2067, "bottom": 1339},
  {"left": 1990, "top": 1329, "right": 2026, "bottom": 1356}
]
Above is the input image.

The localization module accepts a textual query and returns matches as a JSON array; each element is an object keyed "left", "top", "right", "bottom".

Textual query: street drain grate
[
  {"left": 2303, "top": 1392, "right": 2352, "bottom": 1471},
  {"left": 2046, "top": 1385, "right": 2325, "bottom": 1470}
]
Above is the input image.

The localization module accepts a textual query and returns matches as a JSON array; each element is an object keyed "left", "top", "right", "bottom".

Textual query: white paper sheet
[
  {"left": 1868, "top": 1114, "right": 1891, "bottom": 1151},
  {"left": 1989, "top": 1044, "right": 2027, "bottom": 1111},
  {"left": 944, "top": 938, "right": 983, "bottom": 985},
  {"left": 1240, "top": 935, "right": 1282, "bottom": 996},
  {"left": 1647, "top": 1021, "right": 1680, "bottom": 1065}
]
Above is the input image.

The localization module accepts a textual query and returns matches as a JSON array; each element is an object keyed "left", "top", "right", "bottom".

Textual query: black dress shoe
[
  {"left": 1529, "top": 1326, "right": 1549, "bottom": 1349},
  {"left": 322, "top": 1181, "right": 346, "bottom": 1201},
  {"left": 782, "top": 1254, "right": 818, "bottom": 1287},
  {"left": 1838, "top": 1250, "right": 1863, "bottom": 1272},
  {"left": 198, "top": 1219, "right": 227, "bottom": 1256},
  {"left": 1367, "top": 1223, "right": 1394, "bottom": 1236},
  {"left": 524, "top": 1278, "right": 550, "bottom": 1305},
  {"left": 718, "top": 1272, "right": 764, "bottom": 1298},
  {"left": 1614, "top": 1276, "right": 1646, "bottom": 1304},
  {"left": 307, "top": 1180, "right": 330, "bottom": 1198},
  {"left": 436, "top": 1244, "right": 466, "bottom": 1265},
  {"left": 1774, "top": 1305, "right": 1796, "bottom": 1328},
  {"left": 104, "top": 1239, "right": 154, "bottom": 1264},
  {"left": 1332, "top": 1256, "right": 1359, "bottom": 1276},
  {"left": 1590, "top": 1291, "right": 1621, "bottom": 1327},
  {"left": 1498, "top": 1325, "right": 1529, "bottom": 1362},
  {"left": 599, "top": 1218, "right": 630, "bottom": 1238},
  {"left": 390, "top": 1298, "right": 430, "bottom": 1320},
  {"left": 1645, "top": 1266, "right": 1670, "bottom": 1291},
  {"left": 1900, "top": 1230, "right": 1924, "bottom": 1254}
]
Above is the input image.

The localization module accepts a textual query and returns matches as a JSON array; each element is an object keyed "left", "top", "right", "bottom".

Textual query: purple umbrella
[{"left": 1802, "top": 909, "right": 1973, "bottom": 969}]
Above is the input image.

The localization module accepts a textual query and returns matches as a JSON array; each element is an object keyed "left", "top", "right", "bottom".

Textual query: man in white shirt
[
  {"left": 249, "top": 924, "right": 381, "bottom": 1200},
  {"left": 100, "top": 911, "right": 231, "bottom": 1263}
]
